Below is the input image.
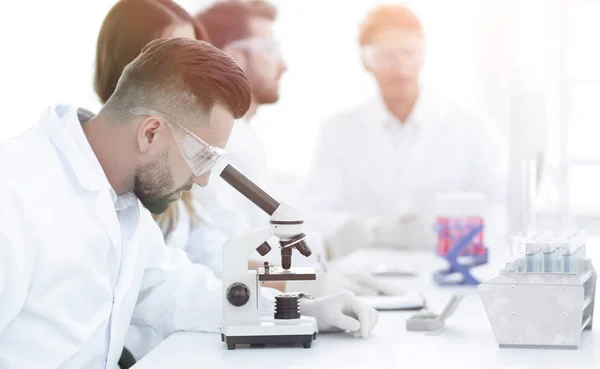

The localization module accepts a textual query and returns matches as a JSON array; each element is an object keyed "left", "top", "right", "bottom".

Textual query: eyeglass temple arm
[{"left": 219, "top": 164, "right": 280, "bottom": 216}]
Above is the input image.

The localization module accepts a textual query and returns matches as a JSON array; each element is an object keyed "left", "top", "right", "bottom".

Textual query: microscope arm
[
  {"left": 218, "top": 164, "right": 311, "bottom": 272},
  {"left": 222, "top": 225, "right": 275, "bottom": 276}
]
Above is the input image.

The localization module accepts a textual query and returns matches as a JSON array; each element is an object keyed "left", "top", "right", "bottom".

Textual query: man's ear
[
  {"left": 136, "top": 117, "right": 162, "bottom": 153},
  {"left": 361, "top": 57, "right": 372, "bottom": 73},
  {"left": 359, "top": 48, "right": 373, "bottom": 73},
  {"left": 223, "top": 46, "right": 248, "bottom": 71}
]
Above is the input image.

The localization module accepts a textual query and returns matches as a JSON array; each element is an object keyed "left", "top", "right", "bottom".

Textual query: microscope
[{"left": 218, "top": 165, "right": 318, "bottom": 350}]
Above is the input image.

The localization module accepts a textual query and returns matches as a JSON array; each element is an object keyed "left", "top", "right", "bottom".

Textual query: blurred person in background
[{"left": 304, "top": 4, "right": 508, "bottom": 258}]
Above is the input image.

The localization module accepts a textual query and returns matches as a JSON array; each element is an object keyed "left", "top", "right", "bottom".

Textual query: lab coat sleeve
[
  {"left": 129, "top": 210, "right": 278, "bottom": 353},
  {"left": 0, "top": 185, "right": 36, "bottom": 333},
  {"left": 185, "top": 219, "right": 227, "bottom": 278},
  {"left": 131, "top": 209, "right": 223, "bottom": 339}
]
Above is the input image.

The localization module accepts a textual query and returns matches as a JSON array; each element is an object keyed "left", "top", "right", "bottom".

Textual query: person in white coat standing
[
  {"left": 0, "top": 37, "right": 377, "bottom": 369},
  {"left": 304, "top": 4, "right": 509, "bottom": 258}
]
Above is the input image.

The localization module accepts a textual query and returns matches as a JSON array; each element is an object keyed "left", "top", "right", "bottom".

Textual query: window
[{"left": 561, "top": 0, "right": 600, "bottom": 215}]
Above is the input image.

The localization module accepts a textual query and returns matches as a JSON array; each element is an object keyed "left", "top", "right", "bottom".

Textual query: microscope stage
[{"left": 257, "top": 266, "right": 317, "bottom": 281}]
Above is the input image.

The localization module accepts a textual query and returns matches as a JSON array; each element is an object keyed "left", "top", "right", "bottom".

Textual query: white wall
[{"left": 0, "top": 1, "right": 117, "bottom": 141}]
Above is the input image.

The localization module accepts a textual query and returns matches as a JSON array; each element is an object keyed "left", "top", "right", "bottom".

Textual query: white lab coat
[
  {"left": 0, "top": 105, "right": 225, "bottom": 368},
  {"left": 304, "top": 88, "right": 508, "bottom": 240},
  {"left": 162, "top": 199, "right": 227, "bottom": 277}
]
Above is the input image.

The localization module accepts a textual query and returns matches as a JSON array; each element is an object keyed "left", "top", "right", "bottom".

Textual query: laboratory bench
[{"left": 132, "top": 240, "right": 600, "bottom": 369}]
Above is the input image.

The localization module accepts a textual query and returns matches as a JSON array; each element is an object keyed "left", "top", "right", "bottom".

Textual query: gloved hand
[
  {"left": 286, "top": 271, "right": 404, "bottom": 297},
  {"left": 369, "top": 213, "right": 437, "bottom": 249},
  {"left": 324, "top": 213, "right": 438, "bottom": 258},
  {"left": 300, "top": 291, "right": 378, "bottom": 337},
  {"left": 324, "top": 218, "right": 374, "bottom": 259}
]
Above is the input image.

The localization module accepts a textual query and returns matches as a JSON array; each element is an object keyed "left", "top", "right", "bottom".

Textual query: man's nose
[{"left": 279, "top": 58, "right": 288, "bottom": 74}]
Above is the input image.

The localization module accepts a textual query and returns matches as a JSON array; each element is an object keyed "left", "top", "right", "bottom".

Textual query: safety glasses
[
  {"left": 361, "top": 43, "right": 423, "bottom": 70},
  {"left": 227, "top": 36, "right": 282, "bottom": 59},
  {"left": 129, "top": 108, "right": 228, "bottom": 177}
]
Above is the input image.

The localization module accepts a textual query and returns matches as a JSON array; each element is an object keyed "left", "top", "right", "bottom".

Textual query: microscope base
[
  {"left": 221, "top": 333, "right": 317, "bottom": 350},
  {"left": 220, "top": 316, "right": 318, "bottom": 350}
]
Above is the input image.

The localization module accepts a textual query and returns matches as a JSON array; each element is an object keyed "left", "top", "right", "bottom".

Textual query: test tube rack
[
  {"left": 478, "top": 231, "right": 596, "bottom": 349},
  {"left": 433, "top": 221, "right": 488, "bottom": 286}
]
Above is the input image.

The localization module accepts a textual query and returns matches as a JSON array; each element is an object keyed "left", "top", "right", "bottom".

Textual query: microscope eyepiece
[{"left": 220, "top": 165, "right": 280, "bottom": 215}]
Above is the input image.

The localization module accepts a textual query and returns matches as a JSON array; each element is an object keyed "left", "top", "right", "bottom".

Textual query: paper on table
[{"left": 359, "top": 292, "right": 425, "bottom": 311}]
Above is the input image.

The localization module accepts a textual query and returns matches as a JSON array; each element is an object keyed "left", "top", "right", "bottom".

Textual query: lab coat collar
[{"left": 40, "top": 105, "right": 137, "bottom": 209}]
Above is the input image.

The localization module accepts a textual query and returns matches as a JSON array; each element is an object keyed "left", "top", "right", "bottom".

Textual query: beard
[
  {"left": 254, "top": 84, "right": 280, "bottom": 104},
  {"left": 133, "top": 149, "right": 176, "bottom": 215},
  {"left": 247, "top": 61, "right": 282, "bottom": 105}
]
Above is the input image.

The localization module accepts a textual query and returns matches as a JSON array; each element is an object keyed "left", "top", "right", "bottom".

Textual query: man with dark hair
[
  {"left": 305, "top": 5, "right": 508, "bottom": 257},
  {"left": 0, "top": 37, "right": 377, "bottom": 368},
  {"left": 0, "top": 37, "right": 247, "bottom": 368}
]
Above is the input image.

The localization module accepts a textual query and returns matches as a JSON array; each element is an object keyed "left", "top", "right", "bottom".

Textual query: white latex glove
[
  {"left": 324, "top": 218, "right": 374, "bottom": 259},
  {"left": 324, "top": 213, "right": 437, "bottom": 258},
  {"left": 286, "top": 271, "right": 404, "bottom": 297},
  {"left": 300, "top": 291, "right": 378, "bottom": 338},
  {"left": 369, "top": 213, "right": 437, "bottom": 249},
  {"left": 286, "top": 272, "right": 376, "bottom": 297}
]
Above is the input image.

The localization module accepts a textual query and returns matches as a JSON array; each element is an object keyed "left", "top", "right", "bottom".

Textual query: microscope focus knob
[{"left": 226, "top": 282, "right": 250, "bottom": 307}]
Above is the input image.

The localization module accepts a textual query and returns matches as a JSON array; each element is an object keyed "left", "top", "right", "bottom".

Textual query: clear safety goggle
[
  {"left": 129, "top": 108, "right": 228, "bottom": 177},
  {"left": 361, "top": 43, "right": 423, "bottom": 70},
  {"left": 227, "top": 36, "right": 282, "bottom": 59}
]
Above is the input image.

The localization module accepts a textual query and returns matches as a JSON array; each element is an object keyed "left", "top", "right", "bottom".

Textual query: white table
[{"left": 133, "top": 244, "right": 600, "bottom": 369}]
